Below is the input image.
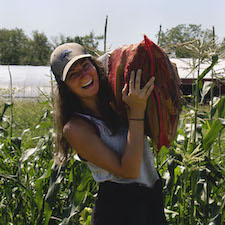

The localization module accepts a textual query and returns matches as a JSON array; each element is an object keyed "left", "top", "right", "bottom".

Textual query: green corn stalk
[
  {"left": 193, "top": 55, "right": 201, "bottom": 149},
  {"left": 172, "top": 35, "right": 220, "bottom": 224},
  {"left": 8, "top": 65, "right": 13, "bottom": 140}
]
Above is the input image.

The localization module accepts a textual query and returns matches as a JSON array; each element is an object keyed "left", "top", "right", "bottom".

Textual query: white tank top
[{"left": 77, "top": 113, "right": 159, "bottom": 188}]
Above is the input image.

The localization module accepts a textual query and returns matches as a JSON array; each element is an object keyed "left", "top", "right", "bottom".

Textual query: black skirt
[{"left": 90, "top": 178, "right": 167, "bottom": 225}]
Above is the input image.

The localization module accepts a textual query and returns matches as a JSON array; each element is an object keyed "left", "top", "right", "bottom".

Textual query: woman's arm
[{"left": 63, "top": 69, "right": 155, "bottom": 179}]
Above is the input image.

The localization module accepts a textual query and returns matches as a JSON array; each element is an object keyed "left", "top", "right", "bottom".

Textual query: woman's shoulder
[{"left": 63, "top": 114, "right": 100, "bottom": 138}]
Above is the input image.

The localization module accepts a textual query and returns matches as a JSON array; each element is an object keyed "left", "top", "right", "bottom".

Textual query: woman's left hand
[{"left": 122, "top": 69, "right": 155, "bottom": 118}]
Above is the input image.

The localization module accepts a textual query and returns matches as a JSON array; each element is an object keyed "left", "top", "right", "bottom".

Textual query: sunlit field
[{"left": 0, "top": 96, "right": 224, "bottom": 224}]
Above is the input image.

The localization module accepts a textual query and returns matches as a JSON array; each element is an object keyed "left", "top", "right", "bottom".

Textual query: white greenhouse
[
  {"left": 0, "top": 65, "right": 53, "bottom": 98},
  {"left": 0, "top": 58, "right": 225, "bottom": 99}
]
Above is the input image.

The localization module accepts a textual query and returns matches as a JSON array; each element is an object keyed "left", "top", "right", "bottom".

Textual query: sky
[{"left": 1, "top": 0, "right": 225, "bottom": 52}]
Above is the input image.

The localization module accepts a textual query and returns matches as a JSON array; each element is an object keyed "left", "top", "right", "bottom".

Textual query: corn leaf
[
  {"left": 203, "top": 119, "right": 224, "bottom": 151},
  {"left": 197, "top": 54, "right": 218, "bottom": 81}
]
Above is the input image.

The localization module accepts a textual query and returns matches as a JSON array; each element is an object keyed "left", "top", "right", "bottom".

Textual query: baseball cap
[{"left": 50, "top": 43, "right": 92, "bottom": 81}]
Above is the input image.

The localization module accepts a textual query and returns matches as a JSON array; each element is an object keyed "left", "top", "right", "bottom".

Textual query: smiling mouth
[{"left": 82, "top": 79, "right": 94, "bottom": 88}]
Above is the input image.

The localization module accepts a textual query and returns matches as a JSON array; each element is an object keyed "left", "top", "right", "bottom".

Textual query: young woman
[{"left": 50, "top": 42, "right": 167, "bottom": 225}]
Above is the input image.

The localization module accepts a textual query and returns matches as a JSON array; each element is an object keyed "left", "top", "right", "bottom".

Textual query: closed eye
[
  {"left": 67, "top": 59, "right": 91, "bottom": 80},
  {"left": 68, "top": 71, "right": 81, "bottom": 79},
  {"left": 82, "top": 62, "right": 90, "bottom": 71}
]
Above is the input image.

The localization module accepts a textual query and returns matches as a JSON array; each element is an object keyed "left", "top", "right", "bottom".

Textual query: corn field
[{"left": 1, "top": 45, "right": 225, "bottom": 224}]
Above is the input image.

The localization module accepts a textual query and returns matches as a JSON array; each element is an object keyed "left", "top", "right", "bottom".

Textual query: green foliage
[
  {"left": 0, "top": 99, "right": 97, "bottom": 224},
  {"left": 158, "top": 24, "right": 214, "bottom": 58},
  {"left": 158, "top": 101, "right": 225, "bottom": 224},
  {"left": 52, "top": 31, "right": 104, "bottom": 57},
  {"left": 159, "top": 24, "right": 213, "bottom": 45},
  {"left": 0, "top": 28, "right": 52, "bottom": 66},
  {"left": 26, "top": 31, "right": 52, "bottom": 66},
  {"left": 0, "top": 28, "right": 29, "bottom": 65},
  {"left": 0, "top": 28, "right": 104, "bottom": 65},
  {"left": 156, "top": 54, "right": 225, "bottom": 224},
  {"left": 1, "top": 96, "right": 225, "bottom": 224}
]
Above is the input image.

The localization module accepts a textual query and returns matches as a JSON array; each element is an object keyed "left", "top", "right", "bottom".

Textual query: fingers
[
  {"left": 129, "top": 71, "right": 135, "bottom": 92},
  {"left": 122, "top": 83, "right": 128, "bottom": 101},
  {"left": 123, "top": 70, "right": 155, "bottom": 111},
  {"left": 129, "top": 69, "right": 141, "bottom": 92},
  {"left": 122, "top": 83, "right": 128, "bottom": 94},
  {"left": 135, "top": 69, "right": 142, "bottom": 89},
  {"left": 128, "top": 69, "right": 155, "bottom": 97},
  {"left": 143, "top": 76, "right": 155, "bottom": 94},
  {"left": 146, "top": 81, "right": 155, "bottom": 96}
]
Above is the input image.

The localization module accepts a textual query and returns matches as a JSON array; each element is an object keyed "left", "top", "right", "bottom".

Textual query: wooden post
[
  {"left": 157, "top": 24, "right": 162, "bottom": 46},
  {"left": 104, "top": 15, "right": 108, "bottom": 53}
]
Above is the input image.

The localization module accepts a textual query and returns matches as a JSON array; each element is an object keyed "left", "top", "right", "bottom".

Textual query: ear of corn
[{"left": 108, "top": 35, "right": 182, "bottom": 152}]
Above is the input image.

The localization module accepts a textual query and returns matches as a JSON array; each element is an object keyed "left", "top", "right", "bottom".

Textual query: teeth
[{"left": 82, "top": 80, "right": 93, "bottom": 87}]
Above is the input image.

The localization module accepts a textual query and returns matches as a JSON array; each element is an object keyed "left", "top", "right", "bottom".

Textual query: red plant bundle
[{"left": 107, "top": 35, "right": 182, "bottom": 152}]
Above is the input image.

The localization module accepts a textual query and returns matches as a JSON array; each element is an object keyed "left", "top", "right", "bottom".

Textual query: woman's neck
[{"left": 81, "top": 97, "right": 102, "bottom": 118}]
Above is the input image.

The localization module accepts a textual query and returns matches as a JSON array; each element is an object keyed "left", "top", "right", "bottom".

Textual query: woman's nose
[
  {"left": 81, "top": 70, "right": 89, "bottom": 78},
  {"left": 81, "top": 71, "right": 88, "bottom": 78}
]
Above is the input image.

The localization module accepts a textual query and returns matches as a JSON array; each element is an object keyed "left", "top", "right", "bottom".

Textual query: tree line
[
  {"left": 158, "top": 24, "right": 225, "bottom": 58},
  {"left": 0, "top": 28, "right": 103, "bottom": 66},
  {"left": 0, "top": 24, "right": 224, "bottom": 66}
]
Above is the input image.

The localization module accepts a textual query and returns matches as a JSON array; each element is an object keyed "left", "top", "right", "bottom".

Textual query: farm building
[
  {"left": 170, "top": 58, "right": 225, "bottom": 98},
  {"left": 0, "top": 58, "right": 225, "bottom": 99}
]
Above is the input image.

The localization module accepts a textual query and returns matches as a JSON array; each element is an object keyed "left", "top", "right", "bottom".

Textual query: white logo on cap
[{"left": 60, "top": 49, "right": 72, "bottom": 61}]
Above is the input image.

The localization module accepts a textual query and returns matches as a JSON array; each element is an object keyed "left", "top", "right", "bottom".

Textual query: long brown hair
[{"left": 53, "top": 57, "right": 123, "bottom": 164}]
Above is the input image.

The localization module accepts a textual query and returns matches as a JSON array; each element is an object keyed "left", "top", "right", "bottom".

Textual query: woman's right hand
[{"left": 122, "top": 69, "right": 155, "bottom": 119}]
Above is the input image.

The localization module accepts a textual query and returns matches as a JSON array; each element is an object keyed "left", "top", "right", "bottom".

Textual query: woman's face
[{"left": 65, "top": 58, "right": 99, "bottom": 102}]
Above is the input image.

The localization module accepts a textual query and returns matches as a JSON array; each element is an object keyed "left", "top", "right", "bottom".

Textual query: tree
[
  {"left": 0, "top": 29, "right": 52, "bottom": 65},
  {"left": 51, "top": 31, "right": 104, "bottom": 57},
  {"left": 0, "top": 29, "right": 104, "bottom": 65},
  {"left": 25, "top": 31, "right": 52, "bottom": 65},
  {"left": 0, "top": 28, "right": 29, "bottom": 64},
  {"left": 158, "top": 24, "right": 214, "bottom": 58}
]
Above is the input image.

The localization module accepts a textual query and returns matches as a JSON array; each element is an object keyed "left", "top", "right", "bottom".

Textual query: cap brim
[{"left": 62, "top": 54, "right": 92, "bottom": 81}]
